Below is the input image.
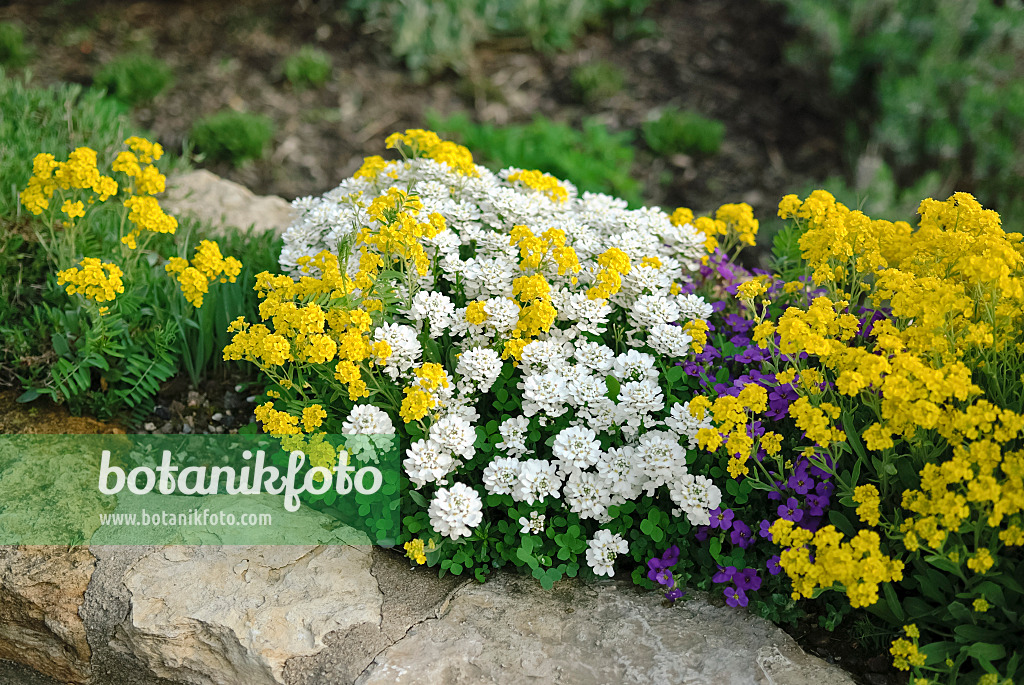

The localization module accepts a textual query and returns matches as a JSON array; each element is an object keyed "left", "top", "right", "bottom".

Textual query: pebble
[
  {"left": 144, "top": 422, "right": 157, "bottom": 432},
  {"left": 182, "top": 423, "right": 193, "bottom": 434},
  {"left": 211, "top": 412, "right": 224, "bottom": 422}
]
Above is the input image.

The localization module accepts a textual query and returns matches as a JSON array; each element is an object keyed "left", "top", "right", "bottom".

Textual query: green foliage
[
  {"left": 190, "top": 110, "right": 275, "bottom": 166},
  {"left": 0, "top": 22, "right": 31, "bottom": 67},
  {"left": 283, "top": 45, "right": 332, "bottom": 90},
  {"left": 641, "top": 107, "right": 725, "bottom": 157},
  {"left": 775, "top": 0, "right": 1024, "bottom": 224},
  {"left": 570, "top": 60, "right": 626, "bottom": 104},
  {"left": 94, "top": 53, "right": 174, "bottom": 107},
  {"left": 347, "top": 0, "right": 653, "bottom": 75},
  {"left": 428, "top": 111, "right": 642, "bottom": 206}
]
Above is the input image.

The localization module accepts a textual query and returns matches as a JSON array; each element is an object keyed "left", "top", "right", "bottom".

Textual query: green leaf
[
  {"left": 665, "top": 365, "right": 684, "bottom": 384},
  {"left": 605, "top": 375, "right": 620, "bottom": 400},
  {"left": 16, "top": 388, "right": 40, "bottom": 403},
  {"left": 965, "top": 642, "right": 1006, "bottom": 662},
  {"left": 408, "top": 489, "right": 428, "bottom": 507},
  {"left": 883, "top": 583, "right": 904, "bottom": 621}
]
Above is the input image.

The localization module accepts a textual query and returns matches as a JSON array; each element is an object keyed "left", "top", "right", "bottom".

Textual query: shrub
[
  {"left": 641, "top": 107, "right": 725, "bottom": 157},
  {"left": 0, "top": 22, "right": 31, "bottom": 67},
  {"left": 774, "top": 0, "right": 1024, "bottom": 225},
  {"left": 570, "top": 60, "right": 626, "bottom": 104},
  {"left": 346, "top": 0, "right": 653, "bottom": 75},
  {"left": 428, "top": 111, "right": 642, "bottom": 206},
  {"left": 94, "top": 53, "right": 174, "bottom": 107},
  {"left": 283, "top": 45, "right": 332, "bottom": 90},
  {"left": 190, "top": 110, "right": 274, "bottom": 166}
]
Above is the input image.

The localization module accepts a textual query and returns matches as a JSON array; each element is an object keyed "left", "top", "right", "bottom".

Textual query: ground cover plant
[
  {"left": 219, "top": 130, "right": 1022, "bottom": 683},
  {"left": 4, "top": 73, "right": 281, "bottom": 420}
]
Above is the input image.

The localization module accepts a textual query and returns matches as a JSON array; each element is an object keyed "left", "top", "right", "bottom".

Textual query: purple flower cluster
[
  {"left": 647, "top": 546, "right": 686, "bottom": 602},
  {"left": 712, "top": 565, "right": 762, "bottom": 607}
]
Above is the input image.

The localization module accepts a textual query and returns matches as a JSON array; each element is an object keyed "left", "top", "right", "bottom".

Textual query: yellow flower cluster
[
  {"left": 360, "top": 187, "right": 446, "bottom": 278},
  {"left": 586, "top": 247, "right": 631, "bottom": 300},
  {"left": 20, "top": 148, "right": 119, "bottom": 215},
  {"left": 400, "top": 363, "right": 449, "bottom": 423},
  {"left": 404, "top": 539, "right": 427, "bottom": 564},
  {"left": 889, "top": 625, "right": 927, "bottom": 671},
  {"left": 254, "top": 402, "right": 301, "bottom": 435},
  {"left": 853, "top": 484, "right": 881, "bottom": 526},
  {"left": 165, "top": 240, "right": 243, "bottom": 308},
  {"left": 57, "top": 257, "right": 125, "bottom": 309},
  {"left": 691, "top": 384, "right": 768, "bottom": 477},
  {"left": 385, "top": 128, "right": 477, "bottom": 176},
  {"left": 507, "top": 169, "right": 569, "bottom": 203},
  {"left": 122, "top": 195, "right": 178, "bottom": 249},
  {"left": 672, "top": 202, "right": 758, "bottom": 257},
  {"left": 771, "top": 519, "right": 904, "bottom": 608}
]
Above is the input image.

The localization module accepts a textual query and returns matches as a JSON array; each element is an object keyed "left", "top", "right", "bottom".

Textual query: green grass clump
[
  {"left": 428, "top": 111, "right": 642, "bottom": 206},
  {"left": 284, "top": 45, "right": 332, "bottom": 90},
  {"left": 642, "top": 108, "right": 725, "bottom": 157},
  {"left": 571, "top": 60, "right": 626, "bottom": 104},
  {"left": 774, "top": 0, "right": 1024, "bottom": 225},
  {"left": 190, "top": 110, "right": 274, "bottom": 166},
  {"left": 94, "top": 53, "right": 174, "bottom": 107},
  {"left": 0, "top": 22, "right": 31, "bottom": 67}
]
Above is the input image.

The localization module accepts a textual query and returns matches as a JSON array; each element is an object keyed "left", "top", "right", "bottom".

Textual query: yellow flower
[{"left": 57, "top": 258, "right": 125, "bottom": 304}]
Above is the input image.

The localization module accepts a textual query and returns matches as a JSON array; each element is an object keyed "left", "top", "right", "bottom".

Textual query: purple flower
[
  {"left": 654, "top": 568, "right": 674, "bottom": 587},
  {"left": 709, "top": 507, "right": 734, "bottom": 531},
  {"left": 665, "top": 588, "right": 685, "bottom": 601},
  {"left": 777, "top": 497, "right": 804, "bottom": 523},
  {"left": 712, "top": 565, "right": 737, "bottom": 584},
  {"left": 646, "top": 545, "right": 680, "bottom": 583},
  {"left": 758, "top": 519, "right": 773, "bottom": 540},
  {"left": 787, "top": 468, "right": 815, "bottom": 495},
  {"left": 724, "top": 585, "right": 748, "bottom": 607},
  {"left": 730, "top": 521, "right": 754, "bottom": 549},
  {"left": 805, "top": 493, "right": 829, "bottom": 517},
  {"left": 695, "top": 525, "right": 710, "bottom": 542},
  {"left": 735, "top": 568, "right": 762, "bottom": 591},
  {"left": 767, "top": 555, "right": 782, "bottom": 576}
]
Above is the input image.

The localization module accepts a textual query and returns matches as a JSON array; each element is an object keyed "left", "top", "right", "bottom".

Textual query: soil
[{"left": 1, "top": 0, "right": 844, "bottom": 227}]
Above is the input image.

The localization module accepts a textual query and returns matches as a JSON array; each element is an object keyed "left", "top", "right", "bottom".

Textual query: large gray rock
[
  {"left": 111, "top": 545, "right": 380, "bottom": 685},
  {"left": 354, "top": 571, "right": 855, "bottom": 685},
  {"left": 162, "top": 169, "right": 295, "bottom": 236},
  {"left": 0, "top": 546, "right": 96, "bottom": 684}
]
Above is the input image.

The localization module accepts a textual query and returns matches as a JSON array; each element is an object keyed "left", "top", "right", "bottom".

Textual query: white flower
[
  {"left": 551, "top": 425, "right": 602, "bottom": 477},
  {"left": 635, "top": 429, "right": 688, "bottom": 492},
  {"left": 482, "top": 456, "right": 521, "bottom": 496},
  {"left": 611, "top": 349, "right": 658, "bottom": 383},
  {"left": 616, "top": 380, "right": 666, "bottom": 435},
  {"left": 520, "top": 339, "right": 571, "bottom": 375},
  {"left": 516, "top": 459, "right": 563, "bottom": 504},
  {"left": 648, "top": 324, "right": 693, "bottom": 358},
  {"left": 374, "top": 323, "right": 421, "bottom": 379},
  {"left": 456, "top": 346, "right": 503, "bottom": 392},
  {"left": 665, "top": 401, "right": 714, "bottom": 450},
  {"left": 564, "top": 471, "right": 611, "bottom": 520},
  {"left": 676, "top": 293, "right": 713, "bottom": 321},
  {"left": 521, "top": 371, "right": 571, "bottom": 418},
  {"left": 428, "top": 482, "right": 484, "bottom": 539},
  {"left": 519, "top": 511, "right": 546, "bottom": 535},
  {"left": 403, "top": 439, "right": 455, "bottom": 488},
  {"left": 409, "top": 291, "right": 456, "bottom": 335},
  {"left": 628, "top": 294, "right": 681, "bottom": 329},
  {"left": 596, "top": 445, "right": 647, "bottom": 500},
  {"left": 573, "top": 341, "right": 615, "bottom": 374},
  {"left": 497, "top": 416, "right": 531, "bottom": 457},
  {"left": 428, "top": 415, "right": 476, "bottom": 461},
  {"left": 585, "top": 529, "right": 628, "bottom": 577},
  {"left": 341, "top": 404, "right": 395, "bottom": 435},
  {"left": 669, "top": 474, "right": 722, "bottom": 526}
]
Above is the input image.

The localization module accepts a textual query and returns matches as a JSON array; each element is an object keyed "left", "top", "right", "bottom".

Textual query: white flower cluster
[{"left": 286, "top": 145, "right": 721, "bottom": 578}]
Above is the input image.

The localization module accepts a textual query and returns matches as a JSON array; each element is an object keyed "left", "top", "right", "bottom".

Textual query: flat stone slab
[
  {"left": 162, "top": 169, "right": 295, "bottom": 236},
  {"left": 355, "top": 571, "right": 853, "bottom": 685}
]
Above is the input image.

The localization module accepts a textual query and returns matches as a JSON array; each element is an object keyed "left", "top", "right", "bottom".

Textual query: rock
[
  {"left": 112, "top": 545, "right": 381, "bottom": 685},
  {"left": 0, "top": 546, "right": 96, "bottom": 684},
  {"left": 355, "top": 572, "right": 856, "bottom": 685},
  {"left": 162, "top": 169, "right": 295, "bottom": 236}
]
